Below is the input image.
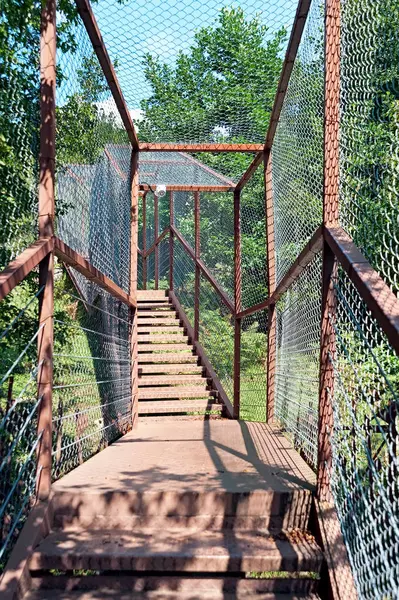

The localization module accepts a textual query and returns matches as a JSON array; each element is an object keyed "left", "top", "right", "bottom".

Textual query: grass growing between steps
[{"left": 246, "top": 571, "right": 320, "bottom": 580}]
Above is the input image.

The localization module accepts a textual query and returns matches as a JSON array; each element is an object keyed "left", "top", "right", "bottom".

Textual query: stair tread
[
  {"left": 138, "top": 303, "right": 172, "bottom": 309},
  {"left": 138, "top": 364, "right": 203, "bottom": 373},
  {"left": 138, "top": 335, "right": 188, "bottom": 343},
  {"left": 138, "top": 375, "right": 207, "bottom": 386},
  {"left": 138, "top": 318, "right": 178, "bottom": 325},
  {"left": 138, "top": 311, "right": 177, "bottom": 317},
  {"left": 139, "top": 387, "right": 212, "bottom": 399},
  {"left": 138, "top": 344, "right": 191, "bottom": 353},
  {"left": 139, "top": 353, "right": 198, "bottom": 363},
  {"left": 139, "top": 400, "right": 222, "bottom": 413},
  {"left": 30, "top": 529, "right": 323, "bottom": 573},
  {"left": 137, "top": 291, "right": 168, "bottom": 299},
  {"left": 25, "top": 591, "right": 320, "bottom": 600}
]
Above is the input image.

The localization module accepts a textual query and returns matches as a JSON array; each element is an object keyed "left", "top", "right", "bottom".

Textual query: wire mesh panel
[
  {"left": 271, "top": 0, "right": 324, "bottom": 286},
  {"left": 56, "top": 19, "right": 131, "bottom": 293},
  {"left": 340, "top": 0, "right": 399, "bottom": 297},
  {"left": 275, "top": 254, "right": 322, "bottom": 469},
  {"left": 52, "top": 269, "right": 131, "bottom": 480},
  {"left": 0, "top": 4, "right": 42, "bottom": 270},
  {"left": 0, "top": 279, "right": 42, "bottom": 571},
  {"left": 199, "top": 278, "right": 234, "bottom": 404},
  {"left": 200, "top": 191, "right": 235, "bottom": 301},
  {"left": 92, "top": 0, "right": 300, "bottom": 144},
  {"left": 174, "top": 192, "right": 195, "bottom": 248},
  {"left": 330, "top": 268, "right": 399, "bottom": 599},
  {"left": 241, "top": 172, "right": 267, "bottom": 309},
  {"left": 173, "top": 239, "right": 196, "bottom": 316},
  {"left": 240, "top": 310, "right": 267, "bottom": 422}
]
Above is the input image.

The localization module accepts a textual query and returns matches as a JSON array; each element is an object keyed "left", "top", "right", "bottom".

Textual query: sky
[{"left": 90, "top": 0, "right": 299, "bottom": 111}]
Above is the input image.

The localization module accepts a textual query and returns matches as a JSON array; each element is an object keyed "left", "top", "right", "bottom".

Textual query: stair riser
[
  {"left": 53, "top": 515, "right": 287, "bottom": 533},
  {"left": 138, "top": 378, "right": 207, "bottom": 386},
  {"left": 51, "top": 490, "right": 312, "bottom": 524},
  {"left": 30, "top": 575, "right": 319, "bottom": 595},
  {"left": 30, "top": 553, "right": 322, "bottom": 573},
  {"left": 138, "top": 365, "right": 204, "bottom": 374},
  {"left": 139, "top": 354, "right": 198, "bottom": 363}
]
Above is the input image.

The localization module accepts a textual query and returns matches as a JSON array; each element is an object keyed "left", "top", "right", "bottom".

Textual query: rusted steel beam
[
  {"left": 37, "top": 0, "right": 56, "bottom": 502},
  {"left": 169, "top": 291, "right": 234, "bottom": 418},
  {"left": 154, "top": 194, "right": 159, "bottom": 290},
  {"left": 143, "top": 228, "right": 170, "bottom": 258},
  {"left": 139, "top": 184, "right": 233, "bottom": 192},
  {"left": 139, "top": 143, "right": 263, "bottom": 153},
  {"left": 169, "top": 191, "right": 174, "bottom": 290},
  {"left": 265, "top": 154, "right": 277, "bottom": 422},
  {"left": 75, "top": 0, "right": 139, "bottom": 150},
  {"left": 171, "top": 226, "right": 235, "bottom": 314},
  {"left": 194, "top": 191, "right": 200, "bottom": 341},
  {"left": 265, "top": 0, "right": 312, "bottom": 151},
  {"left": 142, "top": 192, "right": 147, "bottom": 290},
  {"left": 318, "top": 0, "right": 341, "bottom": 503},
  {"left": 236, "top": 226, "right": 323, "bottom": 320},
  {"left": 54, "top": 238, "right": 136, "bottom": 307},
  {"left": 235, "top": 151, "right": 264, "bottom": 192},
  {"left": 0, "top": 238, "right": 54, "bottom": 301},
  {"left": 233, "top": 189, "right": 241, "bottom": 419},
  {"left": 130, "top": 151, "right": 139, "bottom": 428},
  {"left": 325, "top": 226, "right": 399, "bottom": 356}
]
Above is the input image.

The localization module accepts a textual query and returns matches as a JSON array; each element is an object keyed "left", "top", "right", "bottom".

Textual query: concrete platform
[{"left": 53, "top": 419, "right": 316, "bottom": 494}]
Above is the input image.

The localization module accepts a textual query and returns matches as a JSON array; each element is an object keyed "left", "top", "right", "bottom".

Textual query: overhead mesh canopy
[{"left": 91, "top": 0, "right": 300, "bottom": 144}]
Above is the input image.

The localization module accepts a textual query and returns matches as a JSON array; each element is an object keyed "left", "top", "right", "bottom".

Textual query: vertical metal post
[
  {"left": 37, "top": 0, "right": 56, "bottom": 501},
  {"left": 154, "top": 193, "right": 159, "bottom": 290},
  {"left": 169, "top": 191, "right": 174, "bottom": 290},
  {"left": 318, "top": 0, "right": 340, "bottom": 502},
  {"left": 142, "top": 192, "right": 147, "bottom": 290},
  {"left": 265, "top": 152, "right": 276, "bottom": 422},
  {"left": 130, "top": 151, "right": 139, "bottom": 428},
  {"left": 233, "top": 188, "right": 241, "bottom": 419},
  {"left": 194, "top": 191, "right": 200, "bottom": 341}
]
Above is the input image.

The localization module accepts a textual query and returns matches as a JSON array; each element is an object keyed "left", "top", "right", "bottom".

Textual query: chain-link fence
[
  {"left": 53, "top": 267, "right": 131, "bottom": 480},
  {"left": 0, "top": 279, "right": 42, "bottom": 571},
  {"left": 0, "top": 4, "right": 41, "bottom": 270},
  {"left": 271, "top": 0, "right": 324, "bottom": 285},
  {"left": 340, "top": 0, "right": 399, "bottom": 297},
  {"left": 275, "top": 255, "right": 322, "bottom": 468},
  {"left": 330, "top": 268, "right": 399, "bottom": 598}
]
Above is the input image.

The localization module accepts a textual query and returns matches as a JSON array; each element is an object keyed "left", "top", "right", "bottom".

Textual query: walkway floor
[{"left": 53, "top": 419, "right": 316, "bottom": 495}]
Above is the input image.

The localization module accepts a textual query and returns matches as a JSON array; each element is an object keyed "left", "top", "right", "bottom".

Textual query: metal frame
[{"left": 0, "top": 5, "right": 398, "bottom": 592}]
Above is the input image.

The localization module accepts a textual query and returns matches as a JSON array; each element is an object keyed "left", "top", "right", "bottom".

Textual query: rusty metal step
[
  {"left": 29, "top": 528, "right": 324, "bottom": 573},
  {"left": 138, "top": 311, "right": 177, "bottom": 318},
  {"left": 137, "top": 335, "right": 188, "bottom": 343},
  {"left": 138, "top": 343, "right": 191, "bottom": 352},
  {"left": 139, "top": 400, "right": 222, "bottom": 414},
  {"left": 139, "top": 387, "right": 212, "bottom": 399},
  {"left": 138, "top": 375, "right": 207, "bottom": 386},
  {"left": 138, "top": 364, "right": 204, "bottom": 374},
  {"left": 138, "top": 353, "right": 198, "bottom": 363},
  {"left": 137, "top": 290, "right": 168, "bottom": 300},
  {"left": 138, "top": 318, "right": 178, "bottom": 326},
  {"left": 138, "top": 326, "right": 184, "bottom": 334},
  {"left": 26, "top": 587, "right": 320, "bottom": 599}
]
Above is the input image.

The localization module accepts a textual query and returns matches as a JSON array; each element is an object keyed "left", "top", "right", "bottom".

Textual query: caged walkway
[{"left": 1, "top": 0, "right": 399, "bottom": 598}]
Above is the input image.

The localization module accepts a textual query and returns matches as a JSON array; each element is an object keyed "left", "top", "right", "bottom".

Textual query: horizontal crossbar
[
  {"left": 0, "top": 238, "right": 54, "bottom": 301},
  {"left": 54, "top": 237, "right": 136, "bottom": 307},
  {"left": 139, "top": 184, "right": 233, "bottom": 192},
  {"left": 139, "top": 143, "right": 263, "bottom": 153}
]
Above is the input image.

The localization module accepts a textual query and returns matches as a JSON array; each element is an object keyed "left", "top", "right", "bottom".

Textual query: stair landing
[{"left": 52, "top": 419, "right": 316, "bottom": 496}]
